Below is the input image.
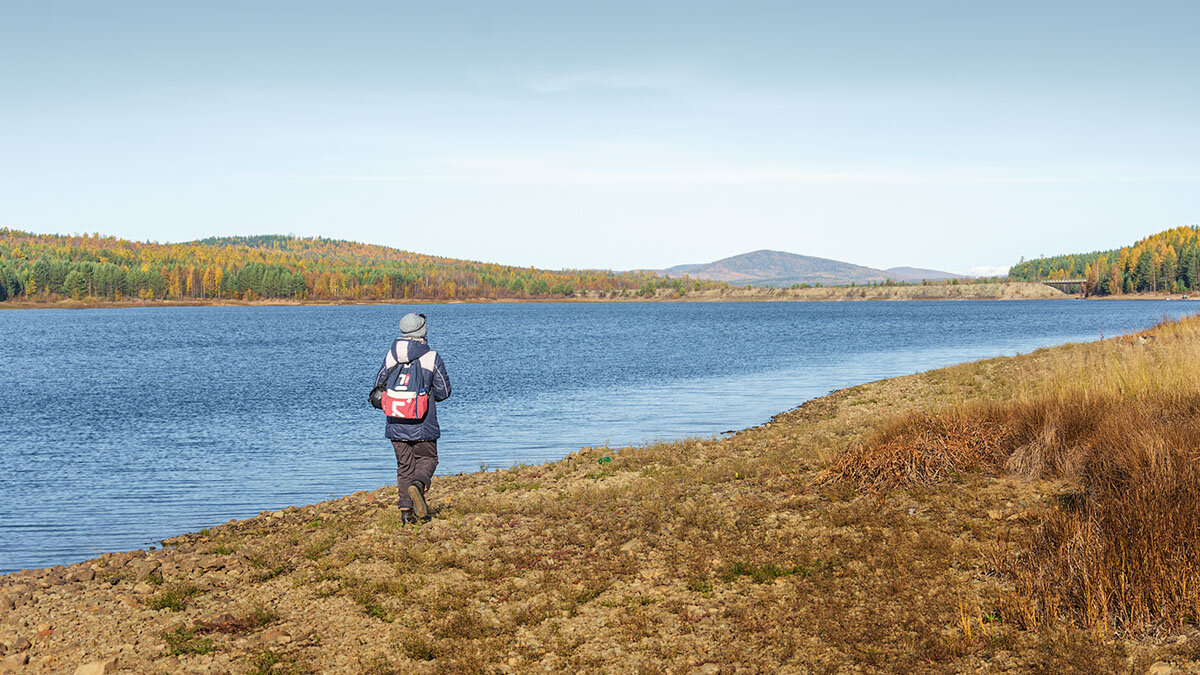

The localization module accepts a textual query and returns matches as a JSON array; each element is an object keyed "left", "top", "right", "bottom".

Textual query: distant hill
[
  {"left": 885, "top": 266, "right": 970, "bottom": 281},
  {"left": 0, "top": 229, "right": 716, "bottom": 303},
  {"left": 663, "top": 250, "right": 965, "bottom": 287}
]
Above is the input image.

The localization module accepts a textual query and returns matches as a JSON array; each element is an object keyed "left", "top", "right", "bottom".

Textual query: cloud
[
  {"left": 306, "top": 159, "right": 1200, "bottom": 187},
  {"left": 968, "top": 265, "right": 1011, "bottom": 277}
]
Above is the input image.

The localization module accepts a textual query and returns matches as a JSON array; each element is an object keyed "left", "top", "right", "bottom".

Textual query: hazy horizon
[{"left": 3, "top": 1, "right": 1198, "bottom": 276}]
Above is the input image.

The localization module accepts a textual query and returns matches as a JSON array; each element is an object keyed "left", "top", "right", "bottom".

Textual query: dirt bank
[
  {"left": 677, "top": 281, "right": 1064, "bottom": 301},
  {"left": 0, "top": 282, "right": 1065, "bottom": 310}
]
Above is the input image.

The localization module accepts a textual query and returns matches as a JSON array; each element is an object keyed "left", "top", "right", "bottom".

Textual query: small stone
[
  {"left": 0, "top": 652, "right": 29, "bottom": 668},
  {"left": 12, "top": 638, "right": 30, "bottom": 652},
  {"left": 1147, "top": 662, "right": 1178, "bottom": 675},
  {"left": 0, "top": 595, "right": 12, "bottom": 611},
  {"left": 72, "top": 568, "right": 96, "bottom": 583},
  {"left": 260, "top": 628, "right": 291, "bottom": 644},
  {"left": 74, "top": 657, "right": 118, "bottom": 675},
  {"left": 133, "top": 561, "right": 161, "bottom": 582}
]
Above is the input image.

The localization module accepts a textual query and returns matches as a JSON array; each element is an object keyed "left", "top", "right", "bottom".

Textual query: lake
[{"left": 1, "top": 300, "right": 1196, "bottom": 572}]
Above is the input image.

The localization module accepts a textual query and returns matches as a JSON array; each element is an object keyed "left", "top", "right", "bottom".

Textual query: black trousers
[{"left": 392, "top": 440, "right": 438, "bottom": 509}]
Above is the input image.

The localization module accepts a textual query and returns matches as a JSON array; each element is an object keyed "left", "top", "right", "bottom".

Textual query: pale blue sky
[{"left": 2, "top": 1, "right": 1197, "bottom": 273}]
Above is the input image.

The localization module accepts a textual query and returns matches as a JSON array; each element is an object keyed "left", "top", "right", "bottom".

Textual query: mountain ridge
[
  {"left": 884, "top": 266, "right": 971, "bottom": 281},
  {"left": 661, "top": 249, "right": 967, "bottom": 287}
]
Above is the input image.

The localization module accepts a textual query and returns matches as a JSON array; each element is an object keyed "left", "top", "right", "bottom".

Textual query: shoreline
[
  {"left": 3, "top": 303, "right": 1186, "bottom": 578},
  {"left": 0, "top": 315, "right": 1184, "bottom": 573},
  {"left": 0, "top": 281, "right": 1082, "bottom": 310},
  {"left": 3, "top": 322, "right": 1199, "bottom": 671},
  {"left": 6, "top": 282, "right": 1196, "bottom": 311}
]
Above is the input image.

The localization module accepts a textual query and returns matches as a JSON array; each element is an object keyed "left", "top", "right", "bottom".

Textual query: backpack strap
[{"left": 381, "top": 340, "right": 404, "bottom": 387}]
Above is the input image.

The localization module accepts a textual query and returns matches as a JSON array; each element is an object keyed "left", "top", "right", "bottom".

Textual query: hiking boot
[
  {"left": 408, "top": 482, "right": 429, "bottom": 519},
  {"left": 399, "top": 508, "right": 417, "bottom": 525}
]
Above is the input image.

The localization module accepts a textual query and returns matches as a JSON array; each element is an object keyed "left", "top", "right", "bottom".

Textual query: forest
[
  {"left": 1009, "top": 226, "right": 1200, "bottom": 295},
  {"left": 0, "top": 230, "right": 719, "bottom": 304}
]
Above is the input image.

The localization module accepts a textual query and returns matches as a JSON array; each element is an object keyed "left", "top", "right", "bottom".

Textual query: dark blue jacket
[{"left": 373, "top": 338, "right": 451, "bottom": 441}]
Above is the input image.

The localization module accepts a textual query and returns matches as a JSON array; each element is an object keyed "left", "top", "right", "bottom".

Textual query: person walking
[{"left": 373, "top": 312, "right": 451, "bottom": 524}]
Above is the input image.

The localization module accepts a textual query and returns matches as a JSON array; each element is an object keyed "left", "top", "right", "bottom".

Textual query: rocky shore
[{"left": 4, "top": 323, "right": 1199, "bottom": 672}]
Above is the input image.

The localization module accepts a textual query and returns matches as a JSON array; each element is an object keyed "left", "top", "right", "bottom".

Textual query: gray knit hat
[{"left": 399, "top": 312, "right": 427, "bottom": 339}]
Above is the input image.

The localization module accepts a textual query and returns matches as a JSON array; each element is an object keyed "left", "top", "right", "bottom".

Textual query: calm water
[{"left": 1, "top": 300, "right": 1195, "bottom": 572}]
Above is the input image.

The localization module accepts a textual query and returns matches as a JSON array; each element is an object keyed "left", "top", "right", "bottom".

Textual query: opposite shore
[
  {"left": 9, "top": 282, "right": 1200, "bottom": 311},
  {"left": 3, "top": 316, "right": 1200, "bottom": 671},
  {"left": 0, "top": 281, "right": 1119, "bottom": 310}
]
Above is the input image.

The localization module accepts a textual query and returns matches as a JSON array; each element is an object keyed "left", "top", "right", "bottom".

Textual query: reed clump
[
  {"left": 1003, "top": 396, "right": 1200, "bottom": 633},
  {"left": 812, "top": 408, "right": 1020, "bottom": 490},
  {"left": 819, "top": 314, "right": 1200, "bottom": 633}
]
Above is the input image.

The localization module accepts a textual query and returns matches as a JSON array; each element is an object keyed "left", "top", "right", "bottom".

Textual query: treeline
[
  {"left": 1009, "top": 226, "right": 1200, "bottom": 295},
  {"left": 0, "top": 230, "right": 717, "bottom": 303}
]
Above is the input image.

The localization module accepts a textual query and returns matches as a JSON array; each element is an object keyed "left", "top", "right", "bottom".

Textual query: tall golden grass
[
  {"left": 1004, "top": 400, "right": 1200, "bottom": 632},
  {"left": 819, "top": 314, "right": 1200, "bottom": 633}
]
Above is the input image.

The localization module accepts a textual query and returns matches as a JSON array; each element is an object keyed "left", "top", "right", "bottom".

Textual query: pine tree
[
  {"left": 1135, "top": 248, "right": 1156, "bottom": 292},
  {"left": 63, "top": 270, "right": 86, "bottom": 300},
  {"left": 1162, "top": 247, "right": 1179, "bottom": 293}
]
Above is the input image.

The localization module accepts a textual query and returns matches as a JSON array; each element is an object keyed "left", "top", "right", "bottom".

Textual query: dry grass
[
  {"left": 1003, "top": 396, "right": 1200, "bottom": 633},
  {"left": 820, "top": 314, "right": 1200, "bottom": 634},
  {"left": 193, "top": 605, "right": 280, "bottom": 635},
  {"left": 10, "top": 314, "right": 1200, "bottom": 671},
  {"left": 813, "top": 409, "right": 1020, "bottom": 490}
]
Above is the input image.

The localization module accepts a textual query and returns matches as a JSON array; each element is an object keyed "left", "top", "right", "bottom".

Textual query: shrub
[
  {"left": 162, "top": 626, "right": 215, "bottom": 655},
  {"left": 144, "top": 584, "right": 202, "bottom": 612}
]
